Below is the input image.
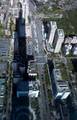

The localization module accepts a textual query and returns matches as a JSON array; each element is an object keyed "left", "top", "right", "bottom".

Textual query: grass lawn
[
  {"left": 39, "top": 5, "right": 77, "bottom": 35},
  {"left": 56, "top": 9, "right": 77, "bottom": 35},
  {"left": 43, "top": 9, "right": 77, "bottom": 35}
]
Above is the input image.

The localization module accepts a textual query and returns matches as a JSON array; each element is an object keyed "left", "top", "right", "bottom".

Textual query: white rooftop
[
  {"left": 48, "top": 21, "right": 57, "bottom": 45},
  {"left": 51, "top": 21, "right": 57, "bottom": 28},
  {"left": 58, "top": 29, "right": 64, "bottom": 38},
  {"left": 61, "top": 92, "right": 70, "bottom": 100}
]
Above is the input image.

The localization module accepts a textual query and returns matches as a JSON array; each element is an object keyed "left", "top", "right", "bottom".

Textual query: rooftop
[
  {"left": 0, "top": 78, "right": 6, "bottom": 115},
  {"left": 65, "top": 36, "right": 77, "bottom": 44},
  {"left": 52, "top": 65, "right": 70, "bottom": 99},
  {"left": 17, "top": 80, "right": 39, "bottom": 98},
  {"left": 53, "top": 58, "right": 69, "bottom": 81},
  {"left": 27, "top": 60, "right": 37, "bottom": 76},
  {"left": 51, "top": 21, "right": 57, "bottom": 29},
  {"left": 0, "top": 39, "right": 10, "bottom": 61},
  {"left": 52, "top": 58, "right": 70, "bottom": 94},
  {"left": 57, "top": 29, "right": 64, "bottom": 38},
  {"left": 0, "top": 62, "right": 8, "bottom": 77}
]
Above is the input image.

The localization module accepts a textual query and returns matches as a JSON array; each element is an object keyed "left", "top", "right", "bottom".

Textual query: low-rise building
[
  {"left": 0, "top": 62, "right": 8, "bottom": 77},
  {"left": 64, "top": 36, "right": 77, "bottom": 56},
  {"left": 0, "top": 13, "right": 4, "bottom": 24},
  {"left": 49, "top": 59, "right": 70, "bottom": 100},
  {"left": 72, "top": 46, "right": 77, "bottom": 55},
  {"left": 64, "top": 36, "right": 77, "bottom": 44},
  {"left": 64, "top": 44, "right": 72, "bottom": 55},
  {"left": 0, "top": 78, "right": 6, "bottom": 119},
  {"left": 27, "top": 60, "right": 37, "bottom": 77},
  {"left": 52, "top": 68, "right": 70, "bottom": 99},
  {"left": 17, "top": 81, "right": 39, "bottom": 98},
  {"left": 0, "top": 39, "right": 10, "bottom": 61},
  {"left": 0, "top": 37, "right": 12, "bottom": 119}
]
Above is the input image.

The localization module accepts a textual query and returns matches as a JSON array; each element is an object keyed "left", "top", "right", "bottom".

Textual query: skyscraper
[
  {"left": 48, "top": 21, "right": 57, "bottom": 46},
  {"left": 54, "top": 29, "right": 64, "bottom": 53}
]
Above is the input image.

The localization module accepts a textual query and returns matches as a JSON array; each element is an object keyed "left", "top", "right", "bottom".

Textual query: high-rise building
[
  {"left": 54, "top": 29, "right": 64, "bottom": 53},
  {"left": 52, "top": 68, "right": 70, "bottom": 99},
  {"left": 48, "top": 60, "right": 70, "bottom": 100},
  {"left": 48, "top": 21, "right": 57, "bottom": 46},
  {"left": 47, "top": 22, "right": 64, "bottom": 53}
]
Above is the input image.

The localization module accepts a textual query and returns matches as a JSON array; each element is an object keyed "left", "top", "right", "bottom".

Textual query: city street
[{"left": 28, "top": 1, "right": 53, "bottom": 119}]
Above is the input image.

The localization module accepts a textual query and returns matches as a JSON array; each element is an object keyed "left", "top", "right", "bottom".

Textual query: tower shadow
[{"left": 11, "top": 8, "right": 32, "bottom": 120}]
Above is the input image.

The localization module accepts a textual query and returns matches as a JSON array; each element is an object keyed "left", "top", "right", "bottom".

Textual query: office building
[
  {"left": 48, "top": 59, "right": 70, "bottom": 100},
  {"left": 54, "top": 29, "right": 64, "bottom": 53},
  {"left": 52, "top": 68, "right": 70, "bottom": 99},
  {"left": 46, "top": 22, "right": 64, "bottom": 53},
  {"left": 48, "top": 21, "right": 57, "bottom": 46}
]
